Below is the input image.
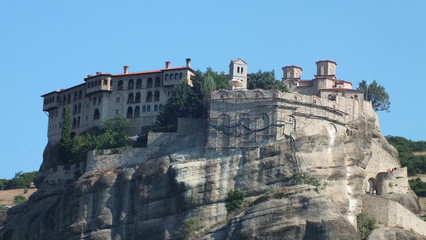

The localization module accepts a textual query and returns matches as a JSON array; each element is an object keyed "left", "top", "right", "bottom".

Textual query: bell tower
[{"left": 228, "top": 59, "right": 248, "bottom": 90}]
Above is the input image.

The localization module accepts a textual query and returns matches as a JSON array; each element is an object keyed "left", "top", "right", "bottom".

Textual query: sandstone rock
[{"left": 0, "top": 111, "right": 423, "bottom": 239}]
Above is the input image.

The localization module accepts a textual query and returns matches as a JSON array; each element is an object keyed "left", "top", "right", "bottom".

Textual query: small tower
[
  {"left": 315, "top": 60, "right": 337, "bottom": 77},
  {"left": 282, "top": 65, "right": 303, "bottom": 90},
  {"left": 228, "top": 59, "right": 248, "bottom": 90}
]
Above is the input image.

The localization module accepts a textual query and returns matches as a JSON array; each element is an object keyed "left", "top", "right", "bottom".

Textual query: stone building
[
  {"left": 282, "top": 60, "right": 364, "bottom": 100},
  {"left": 42, "top": 59, "right": 195, "bottom": 143}
]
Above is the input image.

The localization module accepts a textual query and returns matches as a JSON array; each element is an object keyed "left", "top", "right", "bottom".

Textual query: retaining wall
[{"left": 362, "top": 194, "right": 426, "bottom": 237}]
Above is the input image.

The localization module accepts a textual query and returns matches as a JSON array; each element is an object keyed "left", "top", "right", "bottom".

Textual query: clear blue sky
[{"left": 1, "top": 1, "right": 425, "bottom": 179}]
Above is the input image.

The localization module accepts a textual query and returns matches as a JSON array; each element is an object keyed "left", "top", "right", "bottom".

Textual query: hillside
[{"left": 0, "top": 189, "right": 36, "bottom": 207}]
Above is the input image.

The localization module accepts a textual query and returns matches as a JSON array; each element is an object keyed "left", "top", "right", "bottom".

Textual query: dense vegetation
[
  {"left": 408, "top": 178, "right": 426, "bottom": 197},
  {"left": 357, "top": 80, "right": 390, "bottom": 112},
  {"left": 386, "top": 136, "right": 426, "bottom": 196},
  {"left": 247, "top": 70, "right": 288, "bottom": 92},
  {"left": 58, "top": 114, "right": 133, "bottom": 163},
  {"left": 357, "top": 212, "right": 376, "bottom": 239},
  {"left": 386, "top": 136, "right": 426, "bottom": 175},
  {"left": 156, "top": 68, "right": 227, "bottom": 129},
  {"left": 225, "top": 189, "right": 244, "bottom": 213},
  {"left": 0, "top": 171, "right": 38, "bottom": 190}
]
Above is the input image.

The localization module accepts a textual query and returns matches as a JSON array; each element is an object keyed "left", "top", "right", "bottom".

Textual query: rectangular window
[{"left": 116, "top": 97, "right": 120, "bottom": 103}]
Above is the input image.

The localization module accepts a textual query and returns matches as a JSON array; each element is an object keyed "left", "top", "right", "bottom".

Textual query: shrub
[
  {"left": 13, "top": 195, "right": 27, "bottom": 204},
  {"left": 0, "top": 205, "right": 8, "bottom": 211},
  {"left": 225, "top": 189, "right": 244, "bottom": 213},
  {"left": 182, "top": 217, "right": 202, "bottom": 239},
  {"left": 357, "top": 212, "right": 376, "bottom": 240},
  {"left": 291, "top": 171, "right": 323, "bottom": 192}
]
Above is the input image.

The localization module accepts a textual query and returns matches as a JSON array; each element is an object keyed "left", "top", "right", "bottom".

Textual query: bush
[
  {"left": 0, "top": 205, "right": 8, "bottom": 211},
  {"left": 291, "top": 171, "right": 322, "bottom": 192},
  {"left": 225, "top": 189, "right": 244, "bottom": 213},
  {"left": 357, "top": 212, "right": 376, "bottom": 239},
  {"left": 181, "top": 217, "right": 202, "bottom": 239},
  {"left": 13, "top": 195, "right": 27, "bottom": 204}
]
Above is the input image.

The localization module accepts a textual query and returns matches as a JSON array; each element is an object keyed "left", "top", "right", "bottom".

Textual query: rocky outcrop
[
  {"left": 368, "top": 227, "right": 426, "bottom": 240},
  {"left": 0, "top": 111, "right": 422, "bottom": 239}
]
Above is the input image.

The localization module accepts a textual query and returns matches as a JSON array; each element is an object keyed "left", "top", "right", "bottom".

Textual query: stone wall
[
  {"left": 42, "top": 162, "right": 86, "bottom": 185},
  {"left": 208, "top": 90, "right": 368, "bottom": 149},
  {"left": 375, "top": 167, "right": 409, "bottom": 195},
  {"left": 362, "top": 194, "right": 426, "bottom": 236}
]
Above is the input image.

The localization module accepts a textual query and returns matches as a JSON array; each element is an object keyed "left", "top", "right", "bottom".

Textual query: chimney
[
  {"left": 124, "top": 65, "right": 129, "bottom": 74},
  {"left": 186, "top": 58, "right": 191, "bottom": 68},
  {"left": 165, "top": 61, "right": 171, "bottom": 69}
]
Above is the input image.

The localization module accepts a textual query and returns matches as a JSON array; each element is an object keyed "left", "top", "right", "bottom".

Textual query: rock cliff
[{"left": 0, "top": 105, "right": 423, "bottom": 239}]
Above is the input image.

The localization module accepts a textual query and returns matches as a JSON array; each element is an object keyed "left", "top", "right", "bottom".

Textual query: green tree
[
  {"left": 358, "top": 80, "right": 390, "bottom": 112},
  {"left": 59, "top": 106, "right": 73, "bottom": 162},
  {"left": 225, "top": 189, "right": 244, "bottom": 213},
  {"left": 156, "top": 81, "right": 202, "bottom": 128},
  {"left": 3, "top": 171, "right": 37, "bottom": 190},
  {"left": 247, "top": 70, "right": 288, "bottom": 92},
  {"left": 386, "top": 136, "right": 426, "bottom": 175}
]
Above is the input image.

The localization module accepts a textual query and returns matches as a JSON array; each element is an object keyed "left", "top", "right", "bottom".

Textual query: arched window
[
  {"left": 142, "top": 106, "right": 146, "bottom": 112},
  {"left": 135, "top": 92, "right": 141, "bottom": 103},
  {"left": 126, "top": 107, "right": 133, "bottom": 118},
  {"left": 155, "top": 77, "right": 161, "bottom": 87},
  {"left": 179, "top": 72, "right": 183, "bottom": 79},
  {"left": 147, "top": 78, "right": 153, "bottom": 88},
  {"left": 77, "top": 116, "right": 81, "bottom": 127},
  {"left": 241, "top": 67, "right": 244, "bottom": 74},
  {"left": 146, "top": 91, "right": 153, "bottom": 102},
  {"left": 134, "top": 106, "right": 140, "bottom": 117},
  {"left": 165, "top": 74, "right": 169, "bottom": 80},
  {"left": 154, "top": 105, "right": 158, "bottom": 111},
  {"left": 72, "top": 118, "right": 76, "bottom": 128},
  {"left": 136, "top": 78, "right": 142, "bottom": 89},
  {"left": 78, "top": 103, "right": 81, "bottom": 114},
  {"left": 154, "top": 91, "right": 160, "bottom": 102},
  {"left": 354, "top": 95, "right": 358, "bottom": 100},
  {"left": 128, "top": 79, "right": 134, "bottom": 89},
  {"left": 147, "top": 105, "right": 151, "bottom": 112},
  {"left": 127, "top": 93, "right": 134, "bottom": 103},
  {"left": 118, "top": 80, "right": 123, "bottom": 90},
  {"left": 174, "top": 73, "right": 179, "bottom": 80},
  {"left": 94, "top": 109, "right": 100, "bottom": 120},
  {"left": 237, "top": 67, "right": 240, "bottom": 73},
  {"left": 159, "top": 104, "right": 162, "bottom": 111}
]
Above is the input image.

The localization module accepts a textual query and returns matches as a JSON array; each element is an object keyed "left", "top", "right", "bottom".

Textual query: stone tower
[
  {"left": 282, "top": 65, "right": 303, "bottom": 91},
  {"left": 228, "top": 59, "right": 248, "bottom": 90}
]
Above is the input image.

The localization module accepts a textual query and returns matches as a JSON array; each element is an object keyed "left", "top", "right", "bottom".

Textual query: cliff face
[{"left": 0, "top": 112, "right": 421, "bottom": 239}]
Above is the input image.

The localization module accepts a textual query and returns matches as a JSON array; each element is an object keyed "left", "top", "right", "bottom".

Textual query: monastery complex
[{"left": 42, "top": 58, "right": 364, "bottom": 144}]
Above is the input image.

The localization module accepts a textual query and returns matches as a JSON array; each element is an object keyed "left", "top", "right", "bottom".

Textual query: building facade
[
  {"left": 42, "top": 59, "right": 194, "bottom": 143},
  {"left": 282, "top": 60, "right": 364, "bottom": 100}
]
